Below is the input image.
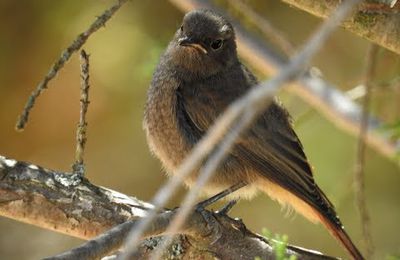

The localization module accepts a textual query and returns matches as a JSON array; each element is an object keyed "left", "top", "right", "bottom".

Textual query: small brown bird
[{"left": 143, "top": 9, "right": 364, "bottom": 260}]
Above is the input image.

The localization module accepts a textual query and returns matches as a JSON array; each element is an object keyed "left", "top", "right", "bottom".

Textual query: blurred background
[{"left": 0, "top": 1, "right": 399, "bottom": 259}]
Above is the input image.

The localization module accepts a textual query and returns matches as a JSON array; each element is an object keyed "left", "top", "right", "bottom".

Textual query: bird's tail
[
  {"left": 317, "top": 211, "right": 365, "bottom": 260},
  {"left": 256, "top": 179, "right": 364, "bottom": 259}
]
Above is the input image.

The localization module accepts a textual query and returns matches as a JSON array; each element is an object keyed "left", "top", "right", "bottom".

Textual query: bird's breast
[{"left": 143, "top": 77, "right": 192, "bottom": 173}]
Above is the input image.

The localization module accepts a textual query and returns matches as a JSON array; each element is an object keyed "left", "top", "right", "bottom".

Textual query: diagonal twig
[
  {"left": 118, "top": 0, "right": 361, "bottom": 258},
  {"left": 151, "top": 1, "right": 363, "bottom": 258},
  {"left": 150, "top": 109, "right": 255, "bottom": 259},
  {"left": 15, "top": 0, "right": 130, "bottom": 131},
  {"left": 229, "top": 0, "right": 295, "bottom": 57}
]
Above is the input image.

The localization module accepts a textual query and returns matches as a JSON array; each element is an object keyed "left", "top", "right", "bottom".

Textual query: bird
[{"left": 143, "top": 9, "right": 364, "bottom": 260}]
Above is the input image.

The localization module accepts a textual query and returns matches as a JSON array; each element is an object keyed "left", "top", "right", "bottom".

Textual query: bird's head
[{"left": 168, "top": 9, "right": 238, "bottom": 78}]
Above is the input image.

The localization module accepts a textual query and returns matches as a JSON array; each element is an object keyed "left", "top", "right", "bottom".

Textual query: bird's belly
[
  {"left": 145, "top": 115, "right": 259, "bottom": 199},
  {"left": 144, "top": 117, "right": 190, "bottom": 173}
]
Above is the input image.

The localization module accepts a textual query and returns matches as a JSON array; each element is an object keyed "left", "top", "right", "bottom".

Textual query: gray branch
[
  {"left": 281, "top": 0, "right": 400, "bottom": 55},
  {"left": 0, "top": 155, "right": 337, "bottom": 259}
]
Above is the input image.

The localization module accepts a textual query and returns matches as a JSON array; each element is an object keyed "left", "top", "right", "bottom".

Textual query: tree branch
[
  {"left": 281, "top": 0, "right": 400, "bottom": 55},
  {"left": 15, "top": 0, "right": 130, "bottom": 131},
  {"left": 0, "top": 155, "right": 150, "bottom": 240},
  {"left": 0, "top": 155, "right": 337, "bottom": 259},
  {"left": 353, "top": 44, "right": 379, "bottom": 259}
]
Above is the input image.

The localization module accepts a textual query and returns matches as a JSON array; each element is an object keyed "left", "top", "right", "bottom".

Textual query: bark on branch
[
  {"left": 280, "top": 0, "right": 400, "bottom": 55},
  {"left": 0, "top": 155, "right": 336, "bottom": 259}
]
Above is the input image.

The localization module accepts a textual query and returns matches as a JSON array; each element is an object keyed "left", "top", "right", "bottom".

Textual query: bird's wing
[
  {"left": 178, "top": 64, "right": 337, "bottom": 222},
  {"left": 176, "top": 67, "right": 248, "bottom": 142},
  {"left": 233, "top": 104, "right": 337, "bottom": 220},
  {"left": 176, "top": 65, "right": 362, "bottom": 260}
]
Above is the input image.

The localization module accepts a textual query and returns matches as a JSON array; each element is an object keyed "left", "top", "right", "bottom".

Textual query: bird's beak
[{"left": 178, "top": 36, "right": 208, "bottom": 54}]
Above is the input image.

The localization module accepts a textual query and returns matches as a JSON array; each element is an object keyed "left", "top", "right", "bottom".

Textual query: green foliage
[{"left": 254, "top": 228, "right": 297, "bottom": 260}]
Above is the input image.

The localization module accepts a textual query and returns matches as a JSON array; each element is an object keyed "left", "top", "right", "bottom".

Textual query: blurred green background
[{"left": 0, "top": 1, "right": 399, "bottom": 259}]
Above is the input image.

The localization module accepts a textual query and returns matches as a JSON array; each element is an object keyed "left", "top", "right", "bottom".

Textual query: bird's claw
[{"left": 215, "top": 200, "right": 237, "bottom": 215}]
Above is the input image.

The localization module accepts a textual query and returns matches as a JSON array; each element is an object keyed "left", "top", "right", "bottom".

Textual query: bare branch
[
  {"left": 51, "top": 209, "right": 338, "bottom": 260},
  {"left": 354, "top": 44, "right": 379, "bottom": 259},
  {"left": 0, "top": 155, "right": 150, "bottom": 240},
  {"left": 15, "top": 0, "right": 130, "bottom": 131},
  {"left": 119, "top": 0, "right": 361, "bottom": 258},
  {"left": 281, "top": 0, "right": 400, "bottom": 55},
  {"left": 72, "top": 49, "right": 91, "bottom": 176},
  {"left": 0, "top": 155, "right": 337, "bottom": 260},
  {"left": 229, "top": 0, "right": 295, "bottom": 57}
]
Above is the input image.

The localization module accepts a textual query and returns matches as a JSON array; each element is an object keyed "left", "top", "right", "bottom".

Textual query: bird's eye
[
  {"left": 180, "top": 25, "right": 183, "bottom": 32},
  {"left": 210, "top": 39, "right": 223, "bottom": 50}
]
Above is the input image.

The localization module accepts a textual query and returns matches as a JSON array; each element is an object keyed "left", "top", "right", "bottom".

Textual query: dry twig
[
  {"left": 72, "top": 50, "right": 91, "bottom": 176},
  {"left": 229, "top": 0, "right": 295, "bottom": 57},
  {"left": 15, "top": 0, "right": 129, "bottom": 131},
  {"left": 354, "top": 44, "right": 379, "bottom": 259}
]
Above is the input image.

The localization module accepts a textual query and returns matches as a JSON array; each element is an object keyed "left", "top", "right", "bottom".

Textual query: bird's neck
[{"left": 162, "top": 43, "right": 238, "bottom": 82}]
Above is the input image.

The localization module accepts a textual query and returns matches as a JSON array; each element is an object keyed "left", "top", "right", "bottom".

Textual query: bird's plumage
[{"left": 143, "top": 9, "right": 364, "bottom": 260}]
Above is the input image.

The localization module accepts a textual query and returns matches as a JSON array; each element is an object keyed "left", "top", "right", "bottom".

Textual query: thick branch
[
  {"left": 281, "top": 0, "right": 400, "bottom": 55},
  {"left": 0, "top": 155, "right": 150, "bottom": 239},
  {"left": 0, "top": 155, "right": 336, "bottom": 259}
]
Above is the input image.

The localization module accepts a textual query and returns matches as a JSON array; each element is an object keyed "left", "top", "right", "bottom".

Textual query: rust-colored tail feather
[{"left": 318, "top": 213, "right": 365, "bottom": 260}]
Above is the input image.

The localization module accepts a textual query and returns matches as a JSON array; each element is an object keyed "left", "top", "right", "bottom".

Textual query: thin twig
[
  {"left": 118, "top": 1, "right": 361, "bottom": 258},
  {"left": 229, "top": 0, "right": 295, "bottom": 57},
  {"left": 15, "top": 0, "right": 130, "bottom": 131},
  {"left": 354, "top": 44, "right": 378, "bottom": 259},
  {"left": 72, "top": 50, "right": 90, "bottom": 176}
]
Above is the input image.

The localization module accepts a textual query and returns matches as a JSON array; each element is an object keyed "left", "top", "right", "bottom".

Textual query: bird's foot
[
  {"left": 215, "top": 200, "right": 237, "bottom": 215},
  {"left": 195, "top": 182, "right": 246, "bottom": 209}
]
